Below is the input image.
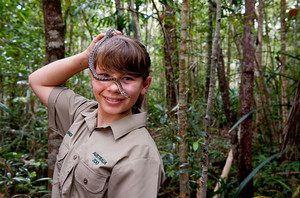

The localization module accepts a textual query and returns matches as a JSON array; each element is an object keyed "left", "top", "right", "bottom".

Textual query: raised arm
[{"left": 29, "top": 33, "right": 107, "bottom": 107}]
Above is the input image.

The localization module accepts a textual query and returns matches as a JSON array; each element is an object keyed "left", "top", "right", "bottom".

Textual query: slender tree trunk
[
  {"left": 188, "top": 0, "right": 195, "bottom": 106},
  {"left": 227, "top": 0, "right": 233, "bottom": 75},
  {"left": 205, "top": 0, "right": 214, "bottom": 102},
  {"left": 280, "top": 0, "right": 288, "bottom": 125},
  {"left": 201, "top": 0, "right": 221, "bottom": 197},
  {"left": 217, "top": 48, "right": 235, "bottom": 128},
  {"left": 178, "top": 0, "right": 190, "bottom": 197},
  {"left": 293, "top": 0, "right": 299, "bottom": 75},
  {"left": 129, "top": 0, "right": 149, "bottom": 112},
  {"left": 238, "top": 0, "right": 255, "bottom": 197},
  {"left": 130, "top": 0, "right": 141, "bottom": 41},
  {"left": 115, "top": 0, "right": 123, "bottom": 32},
  {"left": 42, "top": 0, "right": 65, "bottom": 192},
  {"left": 255, "top": 0, "right": 264, "bottom": 133},
  {"left": 281, "top": 80, "right": 300, "bottom": 160},
  {"left": 254, "top": 0, "right": 276, "bottom": 146},
  {"left": 164, "top": 0, "right": 178, "bottom": 109},
  {"left": 232, "top": 23, "right": 242, "bottom": 61}
]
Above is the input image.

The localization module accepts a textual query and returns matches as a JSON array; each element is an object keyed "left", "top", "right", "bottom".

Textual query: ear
[{"left": 140, "top": 76, "right": 152, "bottom": 95}]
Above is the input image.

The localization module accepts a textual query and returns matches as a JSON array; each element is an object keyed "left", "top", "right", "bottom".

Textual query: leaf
[
  {"left": 143, "top": 14, "right": 153, "bottom": 23},
  {"left": 33, "top": 177, "right": 52, "bottom": 183},
  {"left": 273, "top": 179, "right": 292, "bottom": 191},
  {"left": 193, "top": 142, "right": 199, "bottom": 151},
  {"left": 229, "top": 106, "right": 264, "bottom": 133},
  {"left": 232, "top": 152, "right": 280, "bottom": 198},
  {"left": 13, "top": 177, "right": 30, "bottom": 183},
  {"left": 0, "top": 102, "right": 15, "bottom": 118}
]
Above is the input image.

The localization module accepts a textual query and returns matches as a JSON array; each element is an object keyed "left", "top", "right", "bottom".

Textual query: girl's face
[{"left": 91, "top": 67, "right": 151, "bottom": 124}]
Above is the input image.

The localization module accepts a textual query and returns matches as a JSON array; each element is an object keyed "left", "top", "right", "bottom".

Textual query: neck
[{"left": 96, "top": 109, "right": 132, "bottom": 127}]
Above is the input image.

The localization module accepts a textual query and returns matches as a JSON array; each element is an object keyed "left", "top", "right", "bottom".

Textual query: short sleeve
[
  {"left": 107, "top": 158, "right": 164, "bottom": 198},
  {"left": 48, "top": 86, "right": 91, "bottom": 137}
]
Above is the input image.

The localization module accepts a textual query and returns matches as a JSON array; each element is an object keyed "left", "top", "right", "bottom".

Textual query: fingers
[
  {"left": 94, "top": 30, "right": 122, "bottom": 42},
  {"left": 113, "top": 30, "right": 122, "bottom": 36}
]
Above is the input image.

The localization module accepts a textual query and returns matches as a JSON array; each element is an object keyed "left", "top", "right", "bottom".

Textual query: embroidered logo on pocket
[{"left": 92, "top": 152, "right": 107, "bottom": 165}]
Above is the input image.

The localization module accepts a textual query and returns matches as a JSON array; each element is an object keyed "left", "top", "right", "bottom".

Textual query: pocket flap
[{"left": 75, "top": 162, "right": 108, "bottom": 194}]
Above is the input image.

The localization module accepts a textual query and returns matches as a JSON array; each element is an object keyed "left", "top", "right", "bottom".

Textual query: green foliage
[
  {"left": 1, "top": 0, "right": 299, "bottom": 197},
  {"left": 0, "top": 119, "right": 50, "bottom": 197}
]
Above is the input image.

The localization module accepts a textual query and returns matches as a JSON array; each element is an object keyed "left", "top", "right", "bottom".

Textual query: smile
[{"left": 104, "top": 96, "right": 124, "bottom": 102}]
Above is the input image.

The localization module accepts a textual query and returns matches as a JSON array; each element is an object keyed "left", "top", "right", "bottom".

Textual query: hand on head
[{"left": 84, "top": 30, "right": 122, "bottom": 58}]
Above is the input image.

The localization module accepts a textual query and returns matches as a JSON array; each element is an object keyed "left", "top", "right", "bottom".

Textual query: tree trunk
[
  {"left": 280, "top": 0, "right": 288, "bottom": 125},
  {"left": 293, "top": 1, "right": 299, "bottom": 75},
  {"left": 201, "top": 0, "right": 221, "bottom": 197},
  {"left": 205, "top": 0, "right": 214, "bottom": 102},
  {"left": 213, "top": 149, "right": 233, "bottom": 198},
  {"left": 178, "top": 0, "right": 190, "bottom": 197},
  {"left": 232, "top": 22, "right": 242, "bottom": 61},
  {"left": 281, "top": 80, "right": 300, "bottom": 160},
  {"left": 217, "top": 48, "right": 235, "bottom": 128},
  {"left": 227, "top": 0, "right": 233, "bottom": 75},
  {"left": 115, "top": 0, "right": 124, "bottom": 32},
  {"left": 42, "top": 0, "right": 65, "bottom": 192},
  {"left": 164, "top": 0, "right": 178, "bottom": 109},
  {"left": 188, "top": 0, "right": 195, "bottom": 106},
  {"left": 152, "top": 0, "right": 178, "bottom": 109},
  {"left": 237, "top": 0, "right": 255, "bottom": 197},
  {"left": 254, "top": 0, "right": 277, "bottom": 146},
  {"left": 255, "top": 0, "right": 264, "bottom": 133},
  {"left": 130, "top": 0, "right": 141, "bottom": 42}
]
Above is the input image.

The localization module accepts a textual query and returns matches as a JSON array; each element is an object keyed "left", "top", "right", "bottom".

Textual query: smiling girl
[{"left": 29, "top": 31, "right": 165, "bottom": 198}]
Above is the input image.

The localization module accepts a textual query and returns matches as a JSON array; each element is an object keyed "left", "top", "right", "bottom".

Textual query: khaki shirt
[{"left": 48, "top": 87, "right": 165, "bottom": 198}]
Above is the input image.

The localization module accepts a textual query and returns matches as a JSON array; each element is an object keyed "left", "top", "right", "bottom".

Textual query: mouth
[{"left": 103, "top": 96, "right": 124, "bottom": 103}]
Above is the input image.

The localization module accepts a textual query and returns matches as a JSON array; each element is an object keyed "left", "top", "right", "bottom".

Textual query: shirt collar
[
  {"left": 108, "top": 112, "right": 147, "bottom": 140},
  {"left": 82, "top": 110, "right": 147, "bottom": 140}
]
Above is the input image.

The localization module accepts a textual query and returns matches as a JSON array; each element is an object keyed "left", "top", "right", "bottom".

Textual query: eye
[
  {"left": 99, "top": 73, "right": 110, "bottom": 77},
  {"left": 122, "top": 76, "right": 134, "bottom": 81}
]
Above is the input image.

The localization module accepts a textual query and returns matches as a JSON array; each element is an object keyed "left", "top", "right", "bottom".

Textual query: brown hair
[{"left": 94, "top": 35, "right": 151, "bottom": 81}]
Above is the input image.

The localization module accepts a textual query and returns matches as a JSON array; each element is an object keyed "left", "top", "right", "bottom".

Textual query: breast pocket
[{"left": 74, "top": 161, "right": 109, "bottom": 197}]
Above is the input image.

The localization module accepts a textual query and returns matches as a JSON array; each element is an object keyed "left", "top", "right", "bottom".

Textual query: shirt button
[
  {"left": 83, "top": 178, "right": 88, "bottom": 185},
  {"left": 73, "top": 155, "right": 77, "bottom": 160}
]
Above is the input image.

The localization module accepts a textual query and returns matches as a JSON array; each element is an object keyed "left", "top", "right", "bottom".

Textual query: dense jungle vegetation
[{"left": 0, "top": 0, "right": 299, "bottom": 197}]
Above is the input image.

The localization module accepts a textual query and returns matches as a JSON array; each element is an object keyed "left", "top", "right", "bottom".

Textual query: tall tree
[
  {"left": 178, "top": 0, "right": 190, "bottom": 197},
  {"left": 238, "top": 0, "right": 255, "bottom": 197},
  {"left": 42, "top": 0, "right": 65, "bottom": 191},
  {"left": 201, "top": 0, "right": 221, "bottom": 197},
  {"left": 280, "top": 0, "right": 288, "bottom": 124},
  {"left": 205, "top": 0, "right": 214, "bottom": 102}
]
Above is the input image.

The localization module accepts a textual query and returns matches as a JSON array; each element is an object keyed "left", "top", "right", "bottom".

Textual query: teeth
[{"left": 106, "top": 97, "right": 121, "bottom": 102}]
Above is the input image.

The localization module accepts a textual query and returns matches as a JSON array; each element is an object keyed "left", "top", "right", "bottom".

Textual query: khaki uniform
[{"left": 48, "top": 87, "right": 165, "bottom": 198}]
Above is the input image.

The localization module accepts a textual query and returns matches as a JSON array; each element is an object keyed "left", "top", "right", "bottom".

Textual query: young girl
[{"left": 29, "top": 31, "right": 165, "bottom": 198}]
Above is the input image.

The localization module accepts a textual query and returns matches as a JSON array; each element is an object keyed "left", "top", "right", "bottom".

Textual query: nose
[{"left": 107, "top": 81, "right": 121, "bottom": 94}]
